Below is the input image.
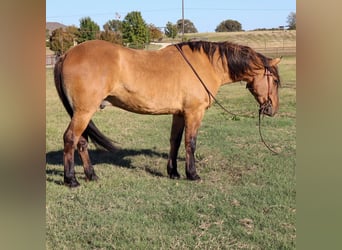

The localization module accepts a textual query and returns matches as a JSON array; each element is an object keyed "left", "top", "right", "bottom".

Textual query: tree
[
  {"left": 215, "top": 19, "right": 242, "bottom": 32},
  {"left": 77, "top": 17, "right": 100, "bottom": 43},
  {"left": 46, "top": 29, "right": 51, "bottom": 46},
  {"left": 122, "top": 11, "right": 148, "bottom": 48},
  {"left": 176, "top": 19, "right": 198, "bottom": 33},
  {"left": 165, "top": 21, "right": 178, "bottom": 39},
  {"left": 49, "top": 26, "right": 79, "bottom": 55},
  {"left": 148, "top": 24, "right": 163, "bottom": 42},
  {"left": 99, "top": 29, "right": 122, "bottom": 44},
  {"left": 287, "top": 12, "right": 296, "bottom": 30},
  {"left": 46, "top": 29, "right": 50, "bottom": 40},
  {"left": 103, "top": 19, "right": 122, "bottom": 32},
  {"left": 101, "top": 19, "right": 123, "bottom": 44},
  {"left": 65, "top": 25, "right": 80, "bottom": 40}
]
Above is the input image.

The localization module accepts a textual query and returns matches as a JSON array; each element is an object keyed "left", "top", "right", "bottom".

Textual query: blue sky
[{"left": 46, "top": 0, "right": 296, "bottom": 32}]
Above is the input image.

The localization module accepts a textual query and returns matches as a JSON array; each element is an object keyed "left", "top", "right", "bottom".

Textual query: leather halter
[{"left": 259, "top": 68, "right": 274, "bottom": 115}]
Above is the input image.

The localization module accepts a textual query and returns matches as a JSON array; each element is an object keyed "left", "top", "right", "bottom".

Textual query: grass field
[{"left": 46, "top": 43, "right": 296, "bottom": 248}]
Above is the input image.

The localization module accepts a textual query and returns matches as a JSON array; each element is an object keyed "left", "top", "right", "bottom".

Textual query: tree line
[{"left": 48, "top": 11, "right": 296, "bottom": 55}]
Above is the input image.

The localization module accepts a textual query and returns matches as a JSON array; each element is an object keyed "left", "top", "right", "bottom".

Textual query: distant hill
[{"left": 46, "top": 22, "right": 67, "bottom": 35}]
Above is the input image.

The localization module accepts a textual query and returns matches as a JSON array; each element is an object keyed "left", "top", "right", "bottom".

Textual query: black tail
[
  {"left": 85, "top": 120, "right": 118, "bottom": 152},
  {"left": 53, "top": 56, "right": 118, "bottom": 152}
]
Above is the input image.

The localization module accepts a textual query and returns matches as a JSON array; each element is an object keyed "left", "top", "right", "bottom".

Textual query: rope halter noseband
[{"left": 259, "top": 68, "right": 274, "bottom": 116}]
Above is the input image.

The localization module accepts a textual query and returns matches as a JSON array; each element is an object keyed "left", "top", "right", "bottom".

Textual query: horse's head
[{"left": 246, "top": 57, "right": 281, "bottom": 117}]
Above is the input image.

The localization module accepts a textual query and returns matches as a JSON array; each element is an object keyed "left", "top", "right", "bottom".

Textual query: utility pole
[{"left": 182, "top": 0, "right": 185, "bottom": 40}]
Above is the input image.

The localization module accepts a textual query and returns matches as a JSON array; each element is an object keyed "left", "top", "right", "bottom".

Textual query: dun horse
[{"left": 54, "top": 40, "right": 281, "bottom": 187}]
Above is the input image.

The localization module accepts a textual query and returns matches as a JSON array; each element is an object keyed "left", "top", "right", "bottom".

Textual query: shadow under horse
[{"left": 46, "top": 148, "right": 169, "bottom": 184}]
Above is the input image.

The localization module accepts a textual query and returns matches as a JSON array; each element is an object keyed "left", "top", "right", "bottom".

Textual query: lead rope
[
  {"left": 259, "top": 70, "right": 280, "bottom": 155},
  {"left": 258, "top": 110, "right": 279, "bottom": 155},
  {"left": 175, "top": 44, "right": 280, "bottom": 155}
]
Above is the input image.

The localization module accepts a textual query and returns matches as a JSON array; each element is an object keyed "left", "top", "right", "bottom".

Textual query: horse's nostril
[
  {"left": 260, "top": 102, "right": 273, "bottom": 116},
  {"left": 264, "top": 106, "right": 272, "bottom": 116}
]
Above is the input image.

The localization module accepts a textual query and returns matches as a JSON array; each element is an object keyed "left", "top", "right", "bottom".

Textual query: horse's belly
[{"left": 104, "top": 94, "right": 182, "bottom": 115}]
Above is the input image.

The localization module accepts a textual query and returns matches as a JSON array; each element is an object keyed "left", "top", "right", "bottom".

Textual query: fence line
[
  {"left": 254, "top": 47, "right": 296, "bottom": 57},
  {"left": 46, "top": 55, "right": 58, "bottom": 67}
]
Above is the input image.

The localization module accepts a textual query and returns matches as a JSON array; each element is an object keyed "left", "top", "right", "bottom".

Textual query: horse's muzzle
[{"left": 259, "top": 101, "right": 274, "bottom": 117}]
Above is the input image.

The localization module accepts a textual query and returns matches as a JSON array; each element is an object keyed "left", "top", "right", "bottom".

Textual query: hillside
[
  {"left": 182, "top": 30, "right": 296, "bottom": 48},
  {"left": 46, "top": 22, "right": 66, "bottom": 35}
]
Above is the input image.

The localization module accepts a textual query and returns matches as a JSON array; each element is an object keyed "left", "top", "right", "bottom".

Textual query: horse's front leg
[
  {"left": 184, "top": 111, "right": 204, "bottom": 180},
  {"left": 167, "top": 114, "right": 185, "bottom": 179}
]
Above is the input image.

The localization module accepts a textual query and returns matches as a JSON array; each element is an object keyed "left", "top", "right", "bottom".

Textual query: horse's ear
[{"left": 270, "top": 57, "right": 282, "bottom": 66}]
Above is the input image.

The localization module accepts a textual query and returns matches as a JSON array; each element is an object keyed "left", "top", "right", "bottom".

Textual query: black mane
[{"left": 177, "top": 41, "right": 280, "bottom": 85}]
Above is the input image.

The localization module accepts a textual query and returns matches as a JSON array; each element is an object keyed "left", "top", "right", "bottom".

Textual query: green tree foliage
[
  {"left": 122, "top": 11, "right": 148, "bottom": 48},
  {"left": 99, "top": 29, "right": 122, "bottom": 44},
  {"left": 165, "top": 22, "right": 178, "bottom": 39},
  {"left": 103, "top": 19, "right": 122, "bottom": 32},
  {"left": 77, "top": 17, "right": 100, "bottom": 43},
  {"left": 287, "top": 12, "right": 296, "bottom": 30},
  {"left": 176, "top": 19, "right": 198, "bottom": 33},
  {"left": 101, "top": 20, "right": 123, "bottom": 44},
  {"left": 215, "top": 19, "right": 242, "bottom": 32},
  {"left": 49, "top": 26, "right": 79, "bottom": 55},
  {"left": 46, "top": 29, "right": 51, "bottom": 46},
  {"left": 46, "top": 29, "right": 50, "bottom": 41},
  {"left": 66, "top": 25, "right": 80, "bottom": 38},
  {"left": 148, "top": 24, "right": 163, "bottom": 42}
]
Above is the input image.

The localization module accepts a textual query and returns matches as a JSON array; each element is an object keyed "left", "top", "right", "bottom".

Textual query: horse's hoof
[
  {"left": 90, "top": 174, "right": 99, "bottom": 181},
  {"left": 64, "top": 179, "right": 80, "bottom": 188},
  {"left": 85, "top": 173, "right": 99, "bottom": 182},
  {"left": 169, "top": 173, "right": 180, "bottom": 179},
  {"left": 186, "top": 174, "right": 201, "bottom": 181}
]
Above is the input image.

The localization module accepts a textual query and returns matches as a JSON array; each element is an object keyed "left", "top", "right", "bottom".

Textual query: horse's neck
[
  {"left": 211, "top": 54, "right": 234, "bottom": 86},
  {"left": 211, "top": 50, "right": 256, "bottom": 85}
]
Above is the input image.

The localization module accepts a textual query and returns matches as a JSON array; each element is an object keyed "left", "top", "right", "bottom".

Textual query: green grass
[{"left": 46, "top": 55, "right": 296, "bottom": 249}]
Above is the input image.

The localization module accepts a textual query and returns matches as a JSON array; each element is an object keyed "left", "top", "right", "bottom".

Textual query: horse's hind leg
[
  {"left": 63, "top": 125, "right": 79, "bottom": 187},
  {"left": 77, "top": 133, "right": 98, "bottom": 181},
  {"left": 167, "top": 114, "right": 185, "bottom": 179},
  {"left": 63, "top": 112, "right": 94, "bottom": 187}
]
